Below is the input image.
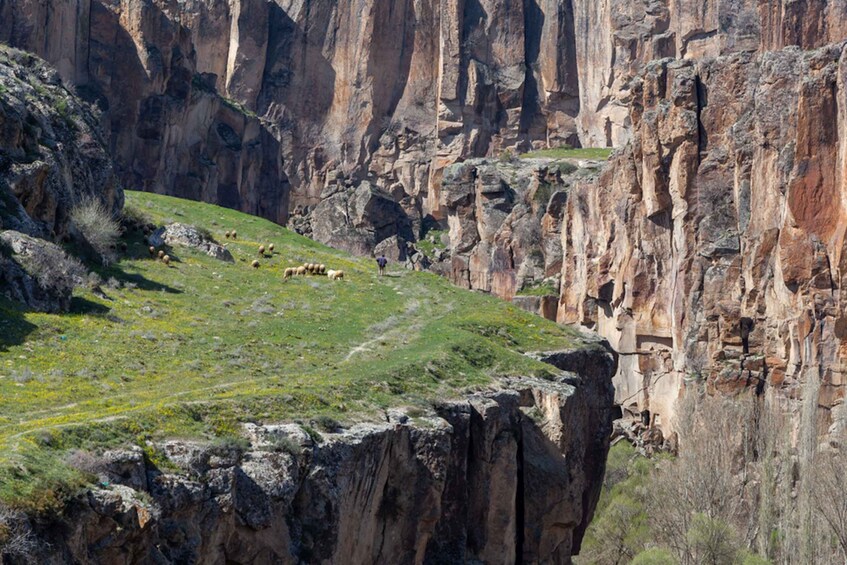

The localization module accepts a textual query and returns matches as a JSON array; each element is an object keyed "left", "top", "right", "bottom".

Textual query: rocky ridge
[{"left": 17, "top": 345, "right": 616, "bottom": 565}]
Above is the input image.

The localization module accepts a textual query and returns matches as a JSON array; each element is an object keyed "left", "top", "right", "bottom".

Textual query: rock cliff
[
  {"left": 1, "top": 0, "right": 580, "bottom": 229},
  {"left": 0, "top": 0, "right": 289, "bottom": 224},
  {"left": 5, "top": 0, "right": 847, "bottom": 256},
  {"left": 17, "top": 346, "right": 615, "bottom": 565},
  {"left": 560, "top": 41, "right": 847, "bottom": 438}
]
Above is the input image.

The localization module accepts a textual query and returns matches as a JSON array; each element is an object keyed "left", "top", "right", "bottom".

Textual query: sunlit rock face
[{"left": 560, "top": 41, "right": 847, "bottom": 437}]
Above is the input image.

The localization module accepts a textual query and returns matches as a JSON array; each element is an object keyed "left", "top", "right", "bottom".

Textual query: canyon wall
[
  {"left": 0, "top": 0, "right": 289, "bottom": 224},
  {"left": 560, "top": 41, "right": 847, "bottom": 439},
  {"left": 4, "top": 0, "right": 847, "bottom": 441},
  {"left": 0, "top": 0, "right": 584, "bottom": 229},
  {"left": 4, "top": 0, "right": 847, "bottom": 251},
  {"left": 18, "top": 347, "right": 615, "bottom": 565}
]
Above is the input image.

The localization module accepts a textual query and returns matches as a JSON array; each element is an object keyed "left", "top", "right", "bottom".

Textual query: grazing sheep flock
[
  {"left": 282, "top": 262, "right": 341, "bottom": 281},
  {"left": 150, "top": 228, "right": 350, "bottom": 287}
]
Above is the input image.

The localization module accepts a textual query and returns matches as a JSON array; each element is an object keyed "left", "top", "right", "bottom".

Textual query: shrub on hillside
[
  {"left": 71, "top": 197, "right": 122, "bottom": 264},
  {"left": 21, "top": 239, "right": 87, "bottom": 294},
  {"left": 0, "top": 506, "right": 36, "bottom": 560}
]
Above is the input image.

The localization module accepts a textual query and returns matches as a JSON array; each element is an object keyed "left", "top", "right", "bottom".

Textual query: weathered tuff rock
[
  {"left": 148, "top": 223, "right": 234, "bottom": 262},
  {"left": 573, "top": 0, "right": 847, "bottom": 147},
  {"left": 560, "top": 42, "right": 847, "bottom": 438},
  {"left": 434, "top": 157, "right": 601, "bottom": 319},
  {"left": 20, "top": 346, "right": 616, "bottom": 564},
  {"left": 0, "top": 45, "right": 120, "bottom": 239}
]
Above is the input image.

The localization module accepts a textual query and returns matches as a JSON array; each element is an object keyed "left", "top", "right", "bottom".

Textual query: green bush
[
  {"left": 268, "top": 436, "right": 301, "bottom": 455},
  {"left": 558, "top": 161, "right": 578, "bottom": 175},
  {"left": 313, "top": 415, "right": 341, "bottom": 433},
  {"left": 210, "top": 436, "right": 251, "bottom": 458}
]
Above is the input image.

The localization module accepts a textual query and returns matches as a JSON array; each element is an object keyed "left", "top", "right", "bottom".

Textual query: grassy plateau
[
  {"left": 519, "top": 147, "right": 614, "bottom": 160},
  {"left": 0, "top": 191, "right": 580, "bottom": 511}
]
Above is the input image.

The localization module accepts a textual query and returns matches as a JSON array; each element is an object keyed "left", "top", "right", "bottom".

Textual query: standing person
[{"left": 376, "top": 254, "right": 388, "bottom": 276}]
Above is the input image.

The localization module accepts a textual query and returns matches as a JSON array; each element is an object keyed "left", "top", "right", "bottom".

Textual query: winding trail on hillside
[{"left": 0, "top": 282, "right": 458, "bottom": 448}]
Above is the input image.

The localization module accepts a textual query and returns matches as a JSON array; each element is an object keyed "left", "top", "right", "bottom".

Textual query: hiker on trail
[{"left": 376, "top": 254, "right": 388, "bottom": 276}]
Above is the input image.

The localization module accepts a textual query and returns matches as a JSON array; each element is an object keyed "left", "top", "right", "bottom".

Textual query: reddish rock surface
[{"left": 560, "top": 42, "right": 847, "bottom": 435}]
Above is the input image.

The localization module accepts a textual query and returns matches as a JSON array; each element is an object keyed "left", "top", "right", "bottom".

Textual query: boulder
[
  {"left": 148, "top": 224, "right": 234, "bottom": 262},
  {"left": 0, "top": 230, "right": 85, "bottom": 312}
]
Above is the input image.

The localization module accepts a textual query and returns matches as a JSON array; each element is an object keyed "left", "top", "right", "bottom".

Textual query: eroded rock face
[
  {"left": 0, "top": 46, "right": 120, "bottom": 239},
  {"left": 560, "top": 42, "right": 847, "bottom": 437},
  {"left": 571, "top": 0, "right": 847, "bottom": 147},
  {"left": 434, "top": 157, "right": 601, "bottom": 319},
  {"left": 4, "top": 0, "right": 846, "bottom": 257},
  {"left": 22, "top": 345, "right": 615, "bottom": 564}
]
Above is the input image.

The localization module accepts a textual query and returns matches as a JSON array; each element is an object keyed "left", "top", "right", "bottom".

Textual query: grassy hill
[{"left": 0, "top": 191, "right": 581, "bottom": 510}]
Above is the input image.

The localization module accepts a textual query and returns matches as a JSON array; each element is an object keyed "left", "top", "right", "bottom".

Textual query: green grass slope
[
  {"left": 519, "top": 147, "right": 614, "bottom": 160},
  {"left": 0, "top": 191, "right": 581, "bottom": 510}
]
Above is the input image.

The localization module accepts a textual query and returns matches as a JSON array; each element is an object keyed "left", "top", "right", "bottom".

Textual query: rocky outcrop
[
  {"left": 308, "top": 180, "right": 417, "bottom": 257},
  {"left": 433, "top": 157, "right": 601, "bottom": 317},
  {"left": 148, "top": 223, "right": 234, "bottom": 262},
  {"left": 0, "top": 230, "right": 86, "bottom": 313},
  {"left": 0, "top": 45, "right": 120, "bottom": 239},
  {"left": 19, "top": 345, "right": 615, "bottom": 564},
  {"left": 560, "top": 41, "right": 847, "bottom": 437}
]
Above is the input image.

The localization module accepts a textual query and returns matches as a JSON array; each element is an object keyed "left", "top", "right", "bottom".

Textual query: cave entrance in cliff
[{"left": 610, "top": 405, "right": 623, "bottom": 421}]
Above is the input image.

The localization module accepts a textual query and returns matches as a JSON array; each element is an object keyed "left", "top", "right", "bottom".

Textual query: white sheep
[{"left": 327, "top": 270, "right": 345, "bottom": 281}]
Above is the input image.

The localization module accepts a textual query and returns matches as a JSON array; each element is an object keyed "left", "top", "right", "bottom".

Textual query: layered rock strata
[{"left": 21, "top": 345, "right": 616, "bottom": 564}]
